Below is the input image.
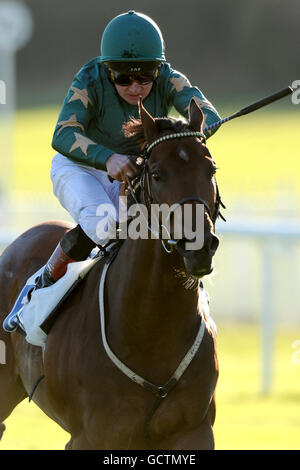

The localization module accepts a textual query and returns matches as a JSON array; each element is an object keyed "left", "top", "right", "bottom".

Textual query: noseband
[{"left": 127, "top": 131, "right": 226, "bottom": 252}]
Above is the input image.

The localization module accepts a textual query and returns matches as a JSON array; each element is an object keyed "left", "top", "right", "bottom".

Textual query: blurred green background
[
  {"left": 0, "top": 0, "right": 299, "bottom": 450},
  {"left": 14, "top": 0, "right": 300, "bottom": 108}
]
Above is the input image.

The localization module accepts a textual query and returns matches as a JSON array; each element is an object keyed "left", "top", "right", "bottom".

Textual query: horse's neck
[{"left": 107, "top": 238, "right": 200, "bottom": 342}]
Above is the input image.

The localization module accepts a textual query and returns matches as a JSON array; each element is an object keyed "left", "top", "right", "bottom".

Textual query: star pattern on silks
[
  {"left": 184, "top": 96, "right": 216, "bottom": 115},
  {"left": 68, "top": 86, "right": 93, "bottom": 109},
  {"left": 69, "top": 132, "right": 97, "bottom": 156},
  {"left": 169, "top": 75, "right": 192, "bottom": 93},
  {"left": 57, "top": 114, "right": 85, "bottom": 135}
]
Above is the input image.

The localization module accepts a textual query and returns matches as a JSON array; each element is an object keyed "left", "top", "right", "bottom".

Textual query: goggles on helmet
[
  {"left": 108, "top": 69, "right": 159, "bottom": 86},
  {"left": 106, "top": 62, "right": 161, "bottom": 86}
]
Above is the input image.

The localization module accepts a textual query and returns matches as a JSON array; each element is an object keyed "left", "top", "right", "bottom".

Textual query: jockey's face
[{"left": 115, "top": 81, "right": 153, "bottom": 105}]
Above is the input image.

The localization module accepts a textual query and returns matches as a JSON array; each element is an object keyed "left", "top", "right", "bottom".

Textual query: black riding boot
[{"left": 36, "top": 224, "right": 96, "bottom": 289}]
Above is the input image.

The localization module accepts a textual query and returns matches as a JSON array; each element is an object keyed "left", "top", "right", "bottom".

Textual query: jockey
[{"left": 4, "top": 10, "right": 221, "bottom": 333}]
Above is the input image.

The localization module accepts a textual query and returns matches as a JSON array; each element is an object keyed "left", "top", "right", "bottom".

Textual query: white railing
[
  {"left": 218, "top": 218, "right": 300, "bottom": 239},
  {"left": 217, "top": 218, "right": 300, "bottom": 393}
]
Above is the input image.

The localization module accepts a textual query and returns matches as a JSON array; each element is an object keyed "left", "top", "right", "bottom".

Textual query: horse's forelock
[
  {"left": 122, "top": 118, "right": 143, "bottom": 139},
  {"left": 123, "top": 117, "right": 189, "bottom": 147},
  {"left": 156, "top": 118, "right": 188, "bottom": 134}
]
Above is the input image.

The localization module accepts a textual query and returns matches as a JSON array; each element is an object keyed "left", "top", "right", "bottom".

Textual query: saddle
[{"left": 6, "top": 242, "right": 121, "bottom": 348}]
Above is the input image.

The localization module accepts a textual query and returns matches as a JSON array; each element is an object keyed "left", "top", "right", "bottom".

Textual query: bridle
[{"left": 127, "top": 130, "right": 226, "bottom": 252}]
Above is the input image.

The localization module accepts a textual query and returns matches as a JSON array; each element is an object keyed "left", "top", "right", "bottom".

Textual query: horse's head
[{"left": 123, "top": 98, "right": 224, "bottom": 278}]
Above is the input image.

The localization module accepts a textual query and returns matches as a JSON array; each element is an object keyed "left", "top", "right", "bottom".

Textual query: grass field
[{"left": 1, "top": 325, "right": 300, "bottom": 450}]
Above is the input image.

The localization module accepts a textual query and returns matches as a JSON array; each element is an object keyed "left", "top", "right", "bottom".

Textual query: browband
[{"left": 143, "top": 131, "right": 206, "bottom": 158}]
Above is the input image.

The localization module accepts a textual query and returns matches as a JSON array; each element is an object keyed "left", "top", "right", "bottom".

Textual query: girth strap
[{"left": 98, "top": 254, "right": 206, "bottom": 398}]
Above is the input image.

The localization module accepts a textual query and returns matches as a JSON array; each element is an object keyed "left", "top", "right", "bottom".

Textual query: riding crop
[{"left": 203, "top": 85, "right": 293, "bottom": 133}]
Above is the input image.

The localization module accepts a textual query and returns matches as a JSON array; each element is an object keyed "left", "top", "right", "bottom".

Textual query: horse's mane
[{"left": 122, "top": 116, "right": 189, "bottom": 152}]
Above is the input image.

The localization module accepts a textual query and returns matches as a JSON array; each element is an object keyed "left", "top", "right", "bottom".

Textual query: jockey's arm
[
  {"left": 52, "top": 73, "right": 115, "bottom": 172},
  {"left": 166, "top": 68, "right": 221, "bottom": 139}
]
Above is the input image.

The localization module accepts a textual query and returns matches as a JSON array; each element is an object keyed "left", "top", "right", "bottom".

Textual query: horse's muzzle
[{"left": 176, "top": 232, "right": 219, "bottom": 278}]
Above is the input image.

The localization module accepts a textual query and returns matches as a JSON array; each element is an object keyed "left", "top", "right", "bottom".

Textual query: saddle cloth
[{"left": 18, "top": 257, "right": 100, "bottom": 348}]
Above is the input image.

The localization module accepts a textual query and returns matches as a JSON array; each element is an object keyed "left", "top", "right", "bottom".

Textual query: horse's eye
[{"left": 151, "top": 172, "right": 161, "bottom": 182}]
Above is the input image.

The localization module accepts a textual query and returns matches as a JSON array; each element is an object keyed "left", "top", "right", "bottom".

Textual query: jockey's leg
[
  {"left": 40, "top": 154, "right": 123, "bottom": 287},
  {"left": 3, "top": 154, "right": 123, "bottom": 333},
  {"left": 50, "top": 153, "right": 123, "bottom": 246},
  {"left": 36, "top": 224, "right": 96, "bottom": 288}
]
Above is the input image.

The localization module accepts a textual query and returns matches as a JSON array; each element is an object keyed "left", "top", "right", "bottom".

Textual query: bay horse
[{"left": 0, "top": 99, "right": 221, "bottom": 450}]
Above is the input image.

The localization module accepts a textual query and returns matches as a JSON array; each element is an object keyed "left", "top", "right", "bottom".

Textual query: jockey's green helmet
[{"left": 100, "top": 11, "right": 165, "bottom": 63}]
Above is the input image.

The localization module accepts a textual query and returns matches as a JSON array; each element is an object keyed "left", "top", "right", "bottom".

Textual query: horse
[{"left": 0, "top": 99, "right": 221, "bottom": 450}]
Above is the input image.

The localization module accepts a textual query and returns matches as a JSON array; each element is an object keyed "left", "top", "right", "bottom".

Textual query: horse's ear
[
  {"left": 139, "top": 97, "right": 158, "bottom": 143},
  {"left": 188, "top": 98, "right": 204, "bottom": 133}
]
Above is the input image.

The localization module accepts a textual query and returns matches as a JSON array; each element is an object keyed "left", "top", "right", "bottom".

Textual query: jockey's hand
[{"left": 106, "top": 154, "right": 140, "bottom": 182}]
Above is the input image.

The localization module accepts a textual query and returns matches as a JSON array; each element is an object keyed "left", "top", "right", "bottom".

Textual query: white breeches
[{"left": 51, "top": 154, "right": 124, "bottom": 245}]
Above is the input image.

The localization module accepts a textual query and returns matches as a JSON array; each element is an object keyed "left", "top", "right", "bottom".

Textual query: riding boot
[
  {"left": 35, "top": 243, "right": 77, "bottom": 289},
  {"left": 37, "top": 224, "right": 97, "bottom": 288}
]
